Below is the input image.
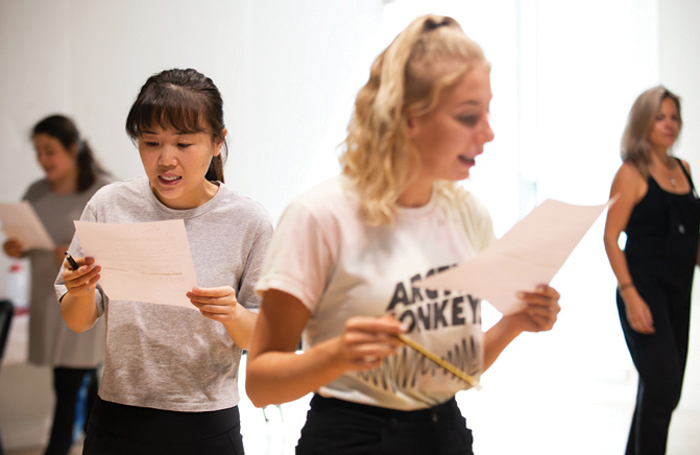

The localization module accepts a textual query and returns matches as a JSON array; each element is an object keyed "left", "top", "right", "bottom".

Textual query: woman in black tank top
[{"left": 604, "top": 86, "right": 700, "bottom": 455}]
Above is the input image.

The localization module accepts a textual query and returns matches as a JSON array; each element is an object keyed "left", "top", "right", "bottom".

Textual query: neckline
[
  {"left": 397, "top": 191, "right": 438, "bottom": 220},
  {"left": 648, "top": 174, "right": 692, "bottom": 197},
  {"left": 143, "top": 176, "right": 224, "bottom": 218}
]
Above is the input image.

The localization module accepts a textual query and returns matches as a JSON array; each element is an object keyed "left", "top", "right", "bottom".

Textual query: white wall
[
  {"left": 1, "top": 0, "right": 699, "bottom": 451},
  {"left": 659, "top": 0, "right": 700, "bottom": 413}
]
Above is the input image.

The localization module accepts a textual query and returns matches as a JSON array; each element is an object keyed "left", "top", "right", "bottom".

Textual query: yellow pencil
[{"left": 394, "top": 333, "right": 480, "bottom": 388}]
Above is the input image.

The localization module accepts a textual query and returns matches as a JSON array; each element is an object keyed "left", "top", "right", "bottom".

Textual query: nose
[
  {"left": 481, "top": 116, "right": 495, "bottom": 144},
  {"left": 157, "top": 144, "right": 178, "bottom": 167},
  {"left": 36, "top": 152, "right": 50, "bottom": 168}
]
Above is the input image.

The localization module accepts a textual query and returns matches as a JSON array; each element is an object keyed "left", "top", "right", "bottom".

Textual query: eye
[
  {"left": 457, "top": 115, "right": 480, "bottom": 127},
  {"left": 144, "top": 141, "right": 159, "bottom": 147},
  {"left": 177, "top": 143, "right": 192, "bottom": 148}
]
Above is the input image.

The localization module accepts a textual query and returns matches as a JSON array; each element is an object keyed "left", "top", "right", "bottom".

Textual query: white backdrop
[{"left": 1, "top": 0, "right": 699, "bottom": 452}]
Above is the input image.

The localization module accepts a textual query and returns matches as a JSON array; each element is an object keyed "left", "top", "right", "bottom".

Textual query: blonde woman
[
  {"left": 246, "top": 15, "right": 561, "bottom": 454},
  {"left": 604, "top": 87, "right": 700, "bottom": 455}
]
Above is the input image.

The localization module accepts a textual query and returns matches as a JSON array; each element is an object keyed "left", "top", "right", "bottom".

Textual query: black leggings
[
  {"left": 83, "top": 397, "right": 244, "bottom": 455},
  {"left": 617, "top": 275, "right": 691, "bottom": 455},
  {"left": 44, "top": 367, "right": 98, "bottom": 455},
  {"left": 296, "top": 394, "right": 473, "bottom": 455}
]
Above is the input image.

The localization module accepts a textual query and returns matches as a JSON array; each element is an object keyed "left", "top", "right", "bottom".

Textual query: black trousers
[
  {"left": 44, "top": 367, "right": 98, "bottom": 455},
  {"left": 617, "top": 274, "right": 691, "bottom": 455},
  {"left": 83, "top": 396, "right": 244, "bottom": 455},
  {"left": 296, "top": 394, "right": 474, "bottom": 455}
]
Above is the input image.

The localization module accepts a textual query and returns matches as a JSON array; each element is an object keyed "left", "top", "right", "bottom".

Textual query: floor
[{"left": 7, "top": 355, "right": 700, "bottom": 455}]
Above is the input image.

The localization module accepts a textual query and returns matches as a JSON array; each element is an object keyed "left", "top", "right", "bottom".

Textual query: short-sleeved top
[
  {"left": 256, "top": 176, "right": 496, "bottom": 411},
  {"left": 24, "top": 175, "right": 110, "bottom": 367},
  {"left": 55, "top": 176, "right": 273, "bottom": 412}
]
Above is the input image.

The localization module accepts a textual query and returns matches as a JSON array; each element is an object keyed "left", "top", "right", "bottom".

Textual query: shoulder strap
[{"left": 676, "top": 157, "right": 698, "bottom": 198}]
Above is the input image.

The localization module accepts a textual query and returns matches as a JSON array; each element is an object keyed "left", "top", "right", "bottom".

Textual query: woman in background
[
  {"left": 56, "top": 68, "right": 272, "bottom": 455},
  {"left": 246, "top": 15, "right": 560, "bottom": 455},
  {"left": 604, "top": 86, "right": 700, "bottom": 455},
  {"left": 2, "top": 114, "right": 110, "bottom": 455}
]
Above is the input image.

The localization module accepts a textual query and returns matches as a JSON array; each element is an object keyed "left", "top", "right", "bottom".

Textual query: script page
[
  {"left": 0, "top": 201, "right": 55, "bottom": 250},
  {"left": 74, "top": 219, "right": 198, "bottom": 310},
  {"left": 419, "top": 199, "right": 612, "bottom": 315}
]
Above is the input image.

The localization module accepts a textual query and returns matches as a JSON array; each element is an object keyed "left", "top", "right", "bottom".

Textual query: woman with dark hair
[
  {"left": 2, "top": 114, "right": 110, "bottom": 455},
  {"left": 55, "top": 68, "right": 272, "bottom": 455},
  {"left": 604, "top": 86, "right": 700, "bottom": 455},
  {"left": 246, "top": 15, "right": 560, "bottom": 454}
]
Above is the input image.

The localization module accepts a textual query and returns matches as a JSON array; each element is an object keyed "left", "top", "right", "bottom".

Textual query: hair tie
[{"left": 424, "top": 18, "right": 449, "bottom": 31}]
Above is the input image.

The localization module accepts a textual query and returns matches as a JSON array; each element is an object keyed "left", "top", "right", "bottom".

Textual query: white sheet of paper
[
  {"left": 419, "top": 198, "right": 612, "bottom": 315},
  {"left": 0, "top": 201, "right": 55, "bottom": 250},
  {"left": 74, "top": 219, "right": 198, "bottom": 310}
]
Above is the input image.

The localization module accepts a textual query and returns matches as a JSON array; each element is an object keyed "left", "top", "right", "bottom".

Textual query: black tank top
[{"left": 625, "top": 158, "right": 700, "bottom": 275}]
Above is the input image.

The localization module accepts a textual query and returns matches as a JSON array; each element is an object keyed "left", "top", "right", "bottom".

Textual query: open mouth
[
  {"left": 159, "top": 175, "right": 182, "bottom": 184},
  {"left": 458, "top": 155, "right": 475, "bottom": 166}
]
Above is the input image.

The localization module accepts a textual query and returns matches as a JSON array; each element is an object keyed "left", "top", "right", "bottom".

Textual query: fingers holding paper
[
  {"left": 62, "top": 256, "right": 101, "bottom": 297},
  {"left": 188, "top": 286, "right": 259, "bottom": 349},
  {"left": 511, "top": 284, "right": 561, "bottom": 333},
  {"left": 187, "top": 286, "right": 239, "bottom": 323},
  {"left": 3, "top": 238, "right": 26, "bottom": 258}
]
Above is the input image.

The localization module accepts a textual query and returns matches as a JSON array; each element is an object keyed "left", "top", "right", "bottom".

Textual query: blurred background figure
[
  {"left": 2, "top": 114, "right": 111, "bottom": 455},
  {"left": 604, "top": 87, "right": 700, "bottom": 455}
]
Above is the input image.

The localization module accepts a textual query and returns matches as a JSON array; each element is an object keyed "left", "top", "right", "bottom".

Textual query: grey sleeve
[{"left": 236, "top": 222, "right": 274, "bottom": 313}]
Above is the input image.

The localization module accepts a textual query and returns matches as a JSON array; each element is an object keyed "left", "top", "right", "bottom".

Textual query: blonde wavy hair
[
  {"left": 340, "top": 14, "right": 488, "bottom": 225},
  {"left": 621, "top": 85, "right": 682, "bottom": 178}
]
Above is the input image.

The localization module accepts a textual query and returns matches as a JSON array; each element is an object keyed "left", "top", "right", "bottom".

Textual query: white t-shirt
[{"left": 256, "top": 176, "right": 496, "bottom": 411}]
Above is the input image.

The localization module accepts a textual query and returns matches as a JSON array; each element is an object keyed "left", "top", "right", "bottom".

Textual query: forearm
[
  {"left": 483, "top": 316, "right": 522, "bottom": 371},
  {"left": 222, "top": 306, "right": 258, "bottom": 349},
  {"left": 60, "top": 291, "right": 98, "bottom": 333},
  {"left": 482, "top": 285, "right": 561, "bottom": 371},
  {"left": 603, "top": 236, "right": 634, "bottom": 287},
  {"left": 246, "top": 336, "right": 346, "bottom": 407}
]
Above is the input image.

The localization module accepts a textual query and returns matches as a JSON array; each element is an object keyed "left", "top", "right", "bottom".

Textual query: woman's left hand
[
  {"left": 187, "top": 286, "right": 239, "bottom": 323},
  {"left": 508, "top": 284, "right": 561, "bottom": 333}
]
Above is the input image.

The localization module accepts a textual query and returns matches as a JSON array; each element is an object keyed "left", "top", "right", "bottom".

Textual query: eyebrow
[
  {"left": 455, "top": 95, "right": 493, "bottom": 109},
  {"left": 456, "top": 100, "right": 480, "bottom": 107},
  {"left": 141, "top": 130, "right": 196, "bottom": 136}
]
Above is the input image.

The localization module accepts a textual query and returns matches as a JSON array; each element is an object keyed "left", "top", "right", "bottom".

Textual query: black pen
[{"left": 64, "top": 252, "right": 79, "bottom": 271}]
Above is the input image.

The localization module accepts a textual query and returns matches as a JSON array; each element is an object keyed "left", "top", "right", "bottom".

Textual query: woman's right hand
[
  {"left": 334, "top": 315, "right": 405, "bottom": 371},
  {"left": 62, "top": 256, "right": 101, "bottom": 297},
  {"left": 621, "top": 286, "right": 655, "bottom": 334},
  {"left": 3, "top": 239, "right": 26, "bottom": 258}
]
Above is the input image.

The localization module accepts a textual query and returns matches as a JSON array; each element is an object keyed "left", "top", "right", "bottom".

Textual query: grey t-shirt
[{"left": 55, "top": 176, "right": 273, "bottom": 412}]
